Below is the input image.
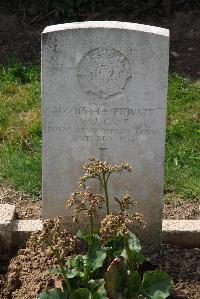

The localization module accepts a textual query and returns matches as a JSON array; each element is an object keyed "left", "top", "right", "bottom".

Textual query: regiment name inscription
[{"left": 45, "top": 104, "right": 162, "bottom": 144}]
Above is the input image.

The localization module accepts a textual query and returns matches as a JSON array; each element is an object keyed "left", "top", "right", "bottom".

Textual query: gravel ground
[
  {"left": 1, "top": 242, "right": 200, "bottom": 299},
  {"left": 151, "top": 245, "right": 200, "bottom": 299},
  {"left": 0, "top": 185, "right": 199, "bottom": 299},
  {"left": 0, "top": 185, "right": 41, "bottom": 220},
  {"left": 163, "top": 198, "right": 200, "bottom": 220}
]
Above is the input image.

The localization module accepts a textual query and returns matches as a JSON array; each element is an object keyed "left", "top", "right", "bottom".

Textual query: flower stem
[
  {"left": 60, "top": 263, "right": 72, "bottom": 294},
  {"left": 90, "top": 214, "right": 94, "bottom": 236},
  {"left": 103, "top": 173, "right": 110, "bottom": 215},
  {"left": 51, "top": 247, "right": 72, "bottom": 294},
  {"left": 124, "top": 236, "right": 135, "bottom": 273}
]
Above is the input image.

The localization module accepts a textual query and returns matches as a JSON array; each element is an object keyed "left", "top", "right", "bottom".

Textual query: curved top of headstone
[{"left": 43, "top": 21, "right": 169, "bottom": 37}]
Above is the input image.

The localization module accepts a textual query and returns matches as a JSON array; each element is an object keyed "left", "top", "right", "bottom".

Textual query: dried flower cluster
[
  {"left": 100, "top": 212, "right": 145, "bottom": 243},
  {"left": 79, "top": 157, "right": 132, "bottom": 188},
  {"left": 66, "top": 188, "right": 104, "bottom": 223},
  {"left": 114, "top": 193, "right": 137, "bottom": 212},
  {"left": 1, "top": 219, "right": 76, "bottom": 298},
  {"left": 29, "top": 218, "right": 77, "bottom": 260},
  {"left": 99, "top": 192, "right": 145, "bottom": 243},
  {"left": 78, "top": 157, "right": 133, "bottom": 215}
]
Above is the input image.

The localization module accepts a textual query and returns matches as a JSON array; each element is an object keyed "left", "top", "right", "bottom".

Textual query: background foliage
[
  {"left": 1, "top": 0, "right": 199, "bottom": 19},
  {"left": 0, "top": 63, "right": 199, "bottom": 199}
]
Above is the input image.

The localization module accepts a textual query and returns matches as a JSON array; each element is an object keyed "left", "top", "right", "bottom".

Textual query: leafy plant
[{"left": 38, "top": 158, "right": 172, "bottom": 299}]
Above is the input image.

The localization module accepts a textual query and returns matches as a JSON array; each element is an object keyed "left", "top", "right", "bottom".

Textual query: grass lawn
[
  {"left": 0, "top": 63, "right": 41, "bottom": 197},
  {"left": 0, "top": 63, "right": 199, "bottom": 199}
]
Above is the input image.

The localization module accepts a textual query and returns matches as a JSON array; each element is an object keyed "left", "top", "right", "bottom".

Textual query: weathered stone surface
[
  {"left": 162, "top": 220, "right": 200, "bottom": 248},
  {"left": 42, "top": 21, "right": 169, "bottom": 250},
  {"left": 0, "top": 204, "right": 15, "bottom": 253},
  {"left": 12, "top": 219, "right": 43, "bottom": 232},
  {"left": 12, "top": 219, "right": 43, "bottom": 250}
]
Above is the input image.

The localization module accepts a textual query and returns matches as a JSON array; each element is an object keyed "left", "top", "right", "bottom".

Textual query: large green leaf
[
  {"left": 141, "top": 270, "right": 172, "bottom": 299},
  {"left": 49, "top": 265, "right": 84, "bottom": 279},
  {"left": 107, "top": 234, "right": 124, "bottom": 253},
  {"left": 92, "top": 293, "right": 107, "bottom": 299},
  {"left": 126, "top": 271, "right": 141, "bottom": 298},
  {"left": 65, "top": 268, "right": 85, "bottom": 279},
  {"left": 121, "top": 248, "right": 146, "bottom": 265},
  {"left": 92, "top": 283, "right": 108, "bottom": 299},
  {"left": 127, "top": 232, "right": 141, "bottom": 252},
  {"left": 70, "top": 288, "right": 92, "bottom": 299},
  {"left": 107, "top": 234, "right": 143, "bottom": 264},
  {"left": 105, "top": 257, "right": 127, "bottom": 299},
  {"left": 77, "top": 231, "right": 99, "bottom": 247},
  {"left": 66, "top": 255, "right": 85, "bottom": 271},
  {"left": 88, "top": 279, "right": 104, "bottom": 293},
  {"left": 39, "top": 288, "right": 68, "bottom": 299},
  {"left": 65, "top": 256, "right": 86, "bottom": 280},
  {"left": 89, "top": 247, "right": 108, "bottom": 272},
  {"left": 86, "top": 235, "right": 109, "bottom": 272},
  {"left": 120, "top": 233, "right": 146, "bottom": 269},
  {"left": 77, "top": 231, "right": 110, "bottom": 272}
]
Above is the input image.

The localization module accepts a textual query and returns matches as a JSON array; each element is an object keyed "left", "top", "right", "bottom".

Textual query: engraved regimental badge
[{"left": 77, "top": 47, "right": 132, "bottom": 99}]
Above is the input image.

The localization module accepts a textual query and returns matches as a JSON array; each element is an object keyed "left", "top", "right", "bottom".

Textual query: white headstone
[{"left": 42, "top": 21, "right": 169, "bottom": 249}]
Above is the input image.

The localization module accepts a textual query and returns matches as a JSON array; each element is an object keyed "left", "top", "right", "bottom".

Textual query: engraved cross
[{"left": 99, "top": 147, "right": 107, "bottom": 161}]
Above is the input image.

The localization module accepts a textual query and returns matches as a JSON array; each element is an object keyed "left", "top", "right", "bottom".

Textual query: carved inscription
[
  {"left": 77, "top": 47, "right": 132, "bottom": 99},
  {"left": 46, "top": 104, "right": 163, "bottom": 144},
  {"left": 51, "top": 106, "right": 156, "bottom": 117}
]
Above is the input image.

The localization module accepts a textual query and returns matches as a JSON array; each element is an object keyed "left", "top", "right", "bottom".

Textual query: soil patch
[
  {"left": 0, "top": 186, "right": 200, "bottom": 298},
  {"left": 163, "top": 197, "right": 200, "bottom": 220},
  {"left": 0, "top": 242, "right": 200, "bottom": 298},
  {"left": 0, "top": 5, "right": 200, "bottom": 79},
  {"left": 0, "top": 185, "right": 41, "bottom": 220},
  {"left": 151, "top": 245, "right": 200, "bottom": 299}
]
